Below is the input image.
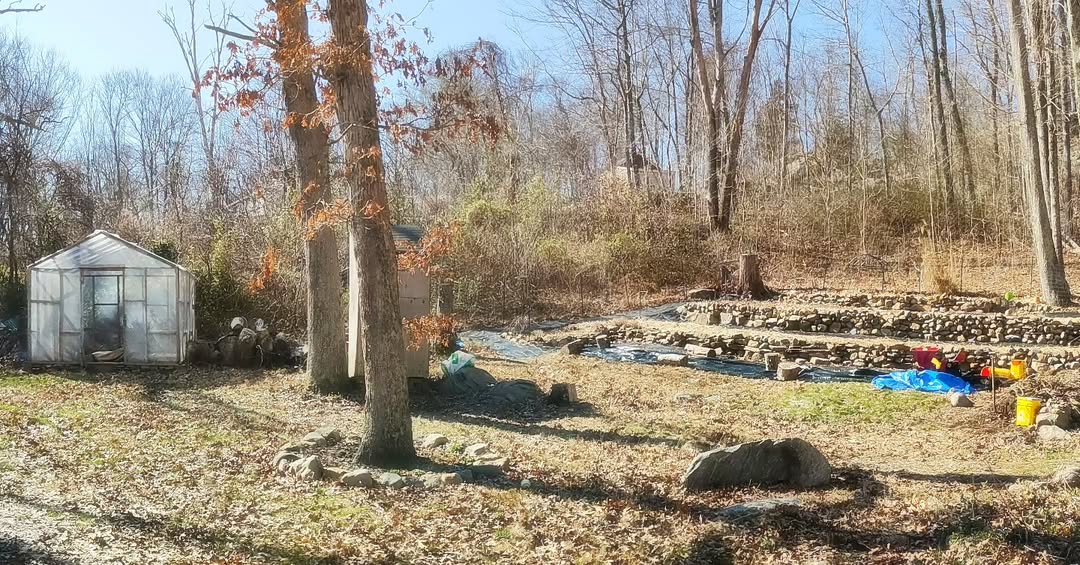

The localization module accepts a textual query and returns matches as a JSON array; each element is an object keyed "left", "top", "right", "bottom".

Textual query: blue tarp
[{"left": 871, "top": 369, "right": 975, "bottom": 395}]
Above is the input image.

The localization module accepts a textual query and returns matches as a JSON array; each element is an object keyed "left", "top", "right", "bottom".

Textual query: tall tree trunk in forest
[
  {"left": 617, "top": 0, "right": 640, "bottom": 190},
  {"left": 688, "top": 0, "right": 726, "bottom": 231},
  {"left": 326, "top": 0, "right": 416, "bottom": 465},
  {"left": 1063, "top": 0, "right": 1080, "bottom": 237},
  {"left": 934, "top": 0, "right": 977, "bottom": 201},
  {"left": 273, "top": 0, "right": 350, "bottom": 394},
  {"left": 1005, "top": 0, "right": 1072, "bottom": 306},
  {"left": 1062, "top": 12, "right": 1075, "bottom": 242},
  {"left": 779, "top": 0, "right": 798, "bottom": 197},
  {"left": 924, "top": 0, "right": 956, "bottom": 209},
  {"left": 718, "top": 0, "right": 772, "bottom": 231}
]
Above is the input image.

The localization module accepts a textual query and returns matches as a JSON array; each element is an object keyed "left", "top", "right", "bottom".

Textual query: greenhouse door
[{"left": 82, "top": 270, "right": 124, "bottom": 360}]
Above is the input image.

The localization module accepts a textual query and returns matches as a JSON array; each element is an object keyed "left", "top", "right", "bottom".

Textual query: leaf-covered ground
[{"left": 1, "top": 357, "right": 1078, "bottom": 564}]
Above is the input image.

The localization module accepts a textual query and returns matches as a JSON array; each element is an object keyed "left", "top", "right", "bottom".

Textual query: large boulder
[
  {"left": 682, "top": 438, "right": 831, "bottom": 491},
  {"left": 438, "top": 366, "right": 497, "bottom": 396}
]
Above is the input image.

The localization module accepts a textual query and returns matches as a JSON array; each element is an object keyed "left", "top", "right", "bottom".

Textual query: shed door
[
  {"left": 82, "top": 271, "right": 124, "bottom": 357},
  {"left": 29, "top": 270, "right": 62, "bottom": 362}
]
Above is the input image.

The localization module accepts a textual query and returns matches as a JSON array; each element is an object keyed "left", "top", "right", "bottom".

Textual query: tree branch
[
  {"left": 0, "top": 1, "right": 43, "bottom": 14},
  {"left": 204, "top": 24, "right": 262, "bottom": 45}
]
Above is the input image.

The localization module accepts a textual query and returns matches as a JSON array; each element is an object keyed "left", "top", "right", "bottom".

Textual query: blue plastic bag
[{"left": 871, "top": 369, "right": 975, "bottom": 395}]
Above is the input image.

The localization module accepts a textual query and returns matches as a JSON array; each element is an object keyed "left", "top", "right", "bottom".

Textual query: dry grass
[{"left": 1, "top": 360, "right": 1078, "bottom": 564}]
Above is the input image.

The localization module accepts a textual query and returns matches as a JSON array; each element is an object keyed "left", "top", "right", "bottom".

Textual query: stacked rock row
[
  {"left": 680, "top": 303, "right": 1080, "bottom": 347},
  {"left": 545, "top": 324, "right": 1080, "bottom": 372},
  {"left": 774, "top": 291, "right": 1013, "bottom": 313}
]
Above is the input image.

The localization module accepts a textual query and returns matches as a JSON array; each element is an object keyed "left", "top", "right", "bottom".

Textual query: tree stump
[
  {"left": 776, "top": 362, "right": 801, "bottom": 381},
  {"left": 736, "top": 253, "right": 775, "bottom": 299}
]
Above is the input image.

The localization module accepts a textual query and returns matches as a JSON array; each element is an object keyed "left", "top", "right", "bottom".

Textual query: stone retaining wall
[
  {"left": 537, "top": 324, "right": 1080, "bottom": 372},
  {"left": 680, "top": 302, "right": 1080, "bottom": 347},
  {"left": 775, "top": 291, "right": 1011, "bottom": 313}
]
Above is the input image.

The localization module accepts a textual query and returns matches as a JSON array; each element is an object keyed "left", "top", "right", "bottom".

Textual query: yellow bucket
[
  {"left": 1016, "top": 397, "right": 1041, "bottom": 427},
  {"left": 1010, "top": 359, "right": 1027, "bottom": 380}
]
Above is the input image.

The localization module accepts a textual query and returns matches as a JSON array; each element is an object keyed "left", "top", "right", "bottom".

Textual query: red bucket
[{"left": 912, "top": 347, "right": 941, "bottom": 370}]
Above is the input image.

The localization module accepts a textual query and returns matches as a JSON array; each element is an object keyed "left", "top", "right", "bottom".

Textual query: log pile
[{"left": 187, "top": 317, "right": 304, "bottom": 368}]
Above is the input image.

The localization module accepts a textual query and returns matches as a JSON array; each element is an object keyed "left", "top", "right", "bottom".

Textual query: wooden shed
[{"left": 347, "top": 225, "right": 432, "bottom": 379}]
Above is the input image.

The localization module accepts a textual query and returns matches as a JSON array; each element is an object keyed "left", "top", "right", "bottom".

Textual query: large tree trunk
[
  {"left": 274, "top": 0, "right": 349, "bottom": 394},
  {"left": 924, "top": 0, "right": 956, "bottom": 208},
  {"left": 718, "top": 0, "right": 770, "bottom": 232},
  {"left": 934, "top": 0, "right": 977, "bottom": 201},
  {"left": 1006, "top": 0, "right": 1073, "bottom": 306},
  {"left": 327, "top": 0, "right": 416, "bottom": 465}
]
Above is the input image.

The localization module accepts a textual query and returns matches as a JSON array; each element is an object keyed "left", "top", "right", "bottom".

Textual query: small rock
[
  {"left": 472, "top": 457, "right": 509, "bottom": 476},
  {"left": 377, "top": 472, "right": 406, "bottom": 489},
  {"left": 421, "top": 473, "right": 444, "bottom": 488},
  {"left": 562, "top": 339, "right": 587, "bottom": 355},
  {"left": 464, "top": 443, "right": 490, "bottom": 458},
  {"left": 656, "top": 353, "right": 689, "bottom": 367},
  {"left": 421, "top": 433, "right": 449, "bottom": 449},
  {"left": 440, "top": 472, "right": 464, "bottom": 486},
  {"left": 595, "top": 335, "right": 611, "bottom": 349},
  {"left": 278, "top": 442, "right": 304, "bottom": 454},
  {"left": 341, "top": 469, "right": 374, "bottom": 487},
  {"left": 302, "top": 431, "right": 329, "bottom": 447},
  {"left": 322, "top": 466, "right": 348, "bottom": 481},
  {"left": 314, "top": 427, "right": 342, "bottom": 445},
  {"left": 1037, "top": 425, "right": 1072, "bottom": 442},
  {"left": 948, "top": 392, "right": 974, "bottom": 408},
  {"left": 1049, "top": 465, "right": 1080, "bottom": 487},
  {"left": 1037, "top": 407, "right": 1072, "bottom": 429},
  {"left": 681, "top": 440, "right": 712, "bottom": 453},
  {"left": 520, "top": 479, "right": 532, "bottom": 488},
  {"left": 716, "top": 497, "right": 802, "bottom": 523},
  {"left": 273, "top": 452, "right": 300, "bottom": 473},
  {"left": 288, "top": 455, "right": 323, "bottom": 482}
]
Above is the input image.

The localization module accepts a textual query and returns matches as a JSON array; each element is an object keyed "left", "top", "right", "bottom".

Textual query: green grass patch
[
  {"left": 774, "top": 383, "right": 946, "bottom": 425},
  {"left": 0, "top": 373, "right": 65, "bottom": 391}
]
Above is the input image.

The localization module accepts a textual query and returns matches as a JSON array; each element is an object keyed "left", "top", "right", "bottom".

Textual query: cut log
[
  {"left": 776, "top": 362, "right": 802, "bottom": 381},
  {"left": 548, "top": 383, "right": 578, "bottom": 405},
  {"left": 764, "top": 353, "right": 782, "bottom": 372},
  {"left": 685, "top": 344, "right": 717, "bottom": 358},
  {"left": 735, "top": 253, "right": 775, "bottom": 299}
]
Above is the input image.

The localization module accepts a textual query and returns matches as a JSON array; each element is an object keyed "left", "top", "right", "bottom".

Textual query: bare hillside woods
[{"left": 2, "top": 0, "right": 1079, "bottom": 327}]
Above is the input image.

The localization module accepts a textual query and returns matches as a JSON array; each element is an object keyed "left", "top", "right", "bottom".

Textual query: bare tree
[
  {"left": 688, "top": 0, "right": 778, "bottom": 232},
  {"left": 1005, "top": 0, "right": 1071, "bottom": 305},
  {"left": 161, "top": 0, "right": 229, "bottom": 213}
]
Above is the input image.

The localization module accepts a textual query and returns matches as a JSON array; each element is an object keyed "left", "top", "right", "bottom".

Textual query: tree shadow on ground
[
  {"left": 39, "top": 365, "right": 297, "bottom": 396},
  {"left": 0, "top": 492, "right": 368, "bottom": 565},
  {"left": 0, "top": 535, "right": 76, "bottom": 565},
  {"left": 416, "top": 407, "right": 692, "bottom": 449},
  {"left": 884, "top": 470, "right": 1036, "bottom": 486},
  {"left": 152, "top": 391, "right": 292, "bottom": 435},
  {"left": 679, "top": 467, "right": 1078, "bottom": 563}
]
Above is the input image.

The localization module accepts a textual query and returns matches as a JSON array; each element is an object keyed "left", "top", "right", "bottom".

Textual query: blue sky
[{"left": 1, "top": 0, "right": 529, "bottom": 79}]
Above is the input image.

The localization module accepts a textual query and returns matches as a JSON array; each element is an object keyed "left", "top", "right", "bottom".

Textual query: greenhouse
[{"left": 27, "top": 230, "right": 195, "bottom": 365}]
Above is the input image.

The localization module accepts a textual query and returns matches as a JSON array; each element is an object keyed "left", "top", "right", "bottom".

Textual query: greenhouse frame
[{"left": 27, "top": 230, "right": 196, "bottom": 366}]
